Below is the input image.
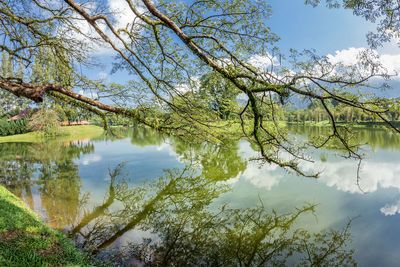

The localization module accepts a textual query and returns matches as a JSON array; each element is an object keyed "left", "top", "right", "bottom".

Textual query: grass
[
  {"left": 0, "top": 125, "right": 104, "bottom": 143},
  {"left": 286, "top": 120, "right": 332, "bottom": 127},
  {"left": 0, "top": 185, "right": 97, "bottom": 266}
]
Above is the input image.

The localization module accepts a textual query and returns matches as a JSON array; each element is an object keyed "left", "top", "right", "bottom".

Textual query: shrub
[
  {"left": 0, "top": 117, "right": 30, "bottom": 136},
  {"left": 21, "top": 118, "right": 28, "bottom": 133},
  {"left": 15, "top": 119, "right": 24, "bottom": 134},
  {"left": 27, "top": 107, "right": 60, "bottom": 137},
  {"left": 0, "top": 119, "right": 8, "bottom": 136},
  {"left": 7, "top": 120, "right": 16, "bottom": 135}
]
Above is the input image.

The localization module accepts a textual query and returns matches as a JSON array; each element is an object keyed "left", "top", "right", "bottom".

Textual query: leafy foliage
[
  {"left": 0, "top": 51, "right": 32, "bottom": 115},
  {"left": 27, "top": 107, "right": 60, "bottom": 137},
  {"left": 0, "top": 118, "right": 29, "bottom": 136}
]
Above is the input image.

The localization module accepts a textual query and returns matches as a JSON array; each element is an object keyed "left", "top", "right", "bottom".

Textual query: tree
[
  {"left": 0, "top": 0, "right": 399, "bottom": 177},
  {"left": 0, "top": 51, "right": 31, "bottom": 114},
  {"left": 27, "top": 106, "right": 61, "bottom": 137},
  {"left": 198, "top": 71, "right": 240, "bottom": 119}
]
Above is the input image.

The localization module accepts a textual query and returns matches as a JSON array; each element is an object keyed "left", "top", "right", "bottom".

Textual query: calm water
[{"left": 1, "top": 125, "right": 400, "bottom": 266}]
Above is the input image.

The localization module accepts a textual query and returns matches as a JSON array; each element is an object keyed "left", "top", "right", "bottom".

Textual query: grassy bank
[
  {"left": 0, "top": 185, "right": 96, "bottom": 266},
  {"left": 0, "top": 125, "right": 104, "bottom": 143}
]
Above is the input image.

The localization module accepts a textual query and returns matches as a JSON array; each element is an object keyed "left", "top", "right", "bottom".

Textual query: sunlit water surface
[{"left": 1, "top": 125, "right": 400, "bottom": 266}]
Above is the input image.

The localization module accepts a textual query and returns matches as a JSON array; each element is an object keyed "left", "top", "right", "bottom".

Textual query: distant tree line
[{"left": 285, "top": 98, "right": 400, "bottom": 124}]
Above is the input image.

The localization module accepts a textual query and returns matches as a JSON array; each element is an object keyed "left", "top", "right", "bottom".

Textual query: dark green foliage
[
  {"left": 0, "top": 119, "right": 29, "bottom": 137},
  {"left": 198, "top": 71, "right": 240, "bottom": 120},
  {"left": 7, "top": 120, "right": 16, "bottom": 135},
  {"left": 0, "top": 119, "right": 8, "bottom": 136}
]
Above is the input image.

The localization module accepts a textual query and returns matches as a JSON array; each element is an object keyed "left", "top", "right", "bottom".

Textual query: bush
[
  {"left": 7, "top": 120, "right": 16, "bottom": 135},
  {"left": 27, "top": 107, "right": 60, "bottom": 137},
  {"left": 0, "top": 114, "right": 28, "bottom": 136},
  {"left": 14, "top": 119, "right": 25, "bottom": 134},
  {"left": 0, "top": 119, "right": 8, "bottom": 136},
  {"left": 15, "top": 119, "right": 22, "bottom": 134},
  {"left": 0, "top": 118, "right": 30, "bottom": 136}
]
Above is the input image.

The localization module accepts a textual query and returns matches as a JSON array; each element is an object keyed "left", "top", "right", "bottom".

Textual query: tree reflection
[
  {"left": 97, "top": 125, "right": 248, "bottom": 181},
  {"left": 37, "top": 159, "right": 82, "bottom": 229},
  {"left": 93, "top": 125, "right": 165, "bottom": 147},
  {"left": 170, "top": 138, "right": 247, "bottom": 181},
  {"left": 287, "top": 124, "right": 400, "bottom": 151},
  {"left": 0, "top": 133, "right": 357, "bottom": 266},
  {"left": 0, "top": 141, "right": 94, "bottom": 229},
  {"left": 0, "top": 159, "right": 35, "bottom": 209},
  {"left": 69, "top": 164, "right": 355, "bottom": 266}
]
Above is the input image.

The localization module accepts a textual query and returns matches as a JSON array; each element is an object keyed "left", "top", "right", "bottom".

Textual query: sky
[
  {"left": 83, "top": 0, "right": 400, "bottom": 88},
  {"left": 267, "top": 0, "right": 374, "bottom": 54}
]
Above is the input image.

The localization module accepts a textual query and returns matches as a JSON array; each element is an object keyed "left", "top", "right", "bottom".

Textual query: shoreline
[
  {"left": 0, "top": 125, "right": 104, "bottom": 143},
  {"left": 0, "top": 185, "right": 101, "bottom": 266}
]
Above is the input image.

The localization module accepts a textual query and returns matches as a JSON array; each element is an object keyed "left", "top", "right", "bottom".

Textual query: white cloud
[
  {"left": 326, "top": 47, "right": 373, "bottom": 66},
  {"left": 77, "top": 154, "right": 102, "bottom": 165},
  {"left": 380, "top": 53, "right": 400, "bottom": 77},
  {"left": 299, "top": 157, "right": 400, "bottom": 194},
  {"left": 78, "top": 89, "right": 96, "bottom": 98},
  {"left": 228, "top": 142, "right": 400, "bottom": 195},
  {"left": 225, "top": 142, "right": 284, "bottom": 190},
  {"left": 58, "top": 0, "right": 142, "bottom": 55},
  {"left": 248, "top": 54, "right": 279, "bottom": 70},
  {"left": 156, "top": 143, "right": 181, "bottom": 159},
  {"left": 383, "top": 29, "right": 400, "bottom": 45},
  {"left": 229, "top": 152, "right": 400, "bottom": 195},
  {"left": 108, "top": 0, "right": 133, "bottom": 30},
  {"left": 241, "top": 163, "right": 282, "bottom": 190},
  {"left": 326, "top": 47, "right": 400, "bottom": 79},
  {"left": 175, "top": 77, "right": 201, "bottom": 94},
  {"left": 98, "top": 71, "right": 109, "bottom": 82},
  {"left": 380, "top": 200, "right": 400, "bottom": 216}
]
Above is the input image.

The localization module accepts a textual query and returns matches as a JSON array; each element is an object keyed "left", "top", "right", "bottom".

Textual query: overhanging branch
[{"left": 0, "top": 76, "right": 163, "bottom": 130}]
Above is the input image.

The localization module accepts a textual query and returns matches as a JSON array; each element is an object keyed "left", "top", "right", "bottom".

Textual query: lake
[{"left": 1, "top": 125, "right": 400, "bottom": 266}]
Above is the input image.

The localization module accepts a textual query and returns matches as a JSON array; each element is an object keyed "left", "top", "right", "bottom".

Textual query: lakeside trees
[
  {"left": 0, "top": 0, "right": 399, "bottom": 176},
  {"left": 286, "top": 98, "right": 400, "bottom": 124}
]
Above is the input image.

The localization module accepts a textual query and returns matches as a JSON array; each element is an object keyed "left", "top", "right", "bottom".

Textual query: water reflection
[
  {"left": 0, "top": 140, "right": 93, "bottom": 229},
  {"left": 170, "top": 138, "right": 247, "bottom": 181},
  {"left": 0, "top": 134, "right": 357, "bottom": 266},
  {"left": 380, "top": 200, "right": 400, "bottom": 216},
  {"left": 80, "top": 165, "right": 354, "bottom": 266},
  {"left": 1, "top": 125, "right": 400, "bottom": 265},
  {"left": 101, "top": 126, "right": 248, "bottom": 181},
  {"left": 287, "top": 124, "right": 400, "bottom": 151}
]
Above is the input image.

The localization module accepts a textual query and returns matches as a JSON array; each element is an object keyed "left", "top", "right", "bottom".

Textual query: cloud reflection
[
  {"left": 380, "top": 201, "right": 400, "bottom": 216},
  {"left": 233, "top": 142, "right": 400, "bottom": 195}
]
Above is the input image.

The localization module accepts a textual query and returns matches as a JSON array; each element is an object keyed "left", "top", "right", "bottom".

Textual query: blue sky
[{"left": 267, "top": 1, "right": 374, "bottom": 54}]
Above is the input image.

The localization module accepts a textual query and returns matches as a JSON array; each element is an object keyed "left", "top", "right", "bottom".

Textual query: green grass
[
  {"left": 287, "top": 120, "right": 332, "bottom": 127},
  {"left": 0, "top": 185, "right": 97, "bottom": 266},
  {"left": 0, "top": 125, "right": 104, "bottom": 143}
]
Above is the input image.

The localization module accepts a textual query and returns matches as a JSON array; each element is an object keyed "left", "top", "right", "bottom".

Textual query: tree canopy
[{"left": 0, "top": 0, "right": 399, "bottom": 177}]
